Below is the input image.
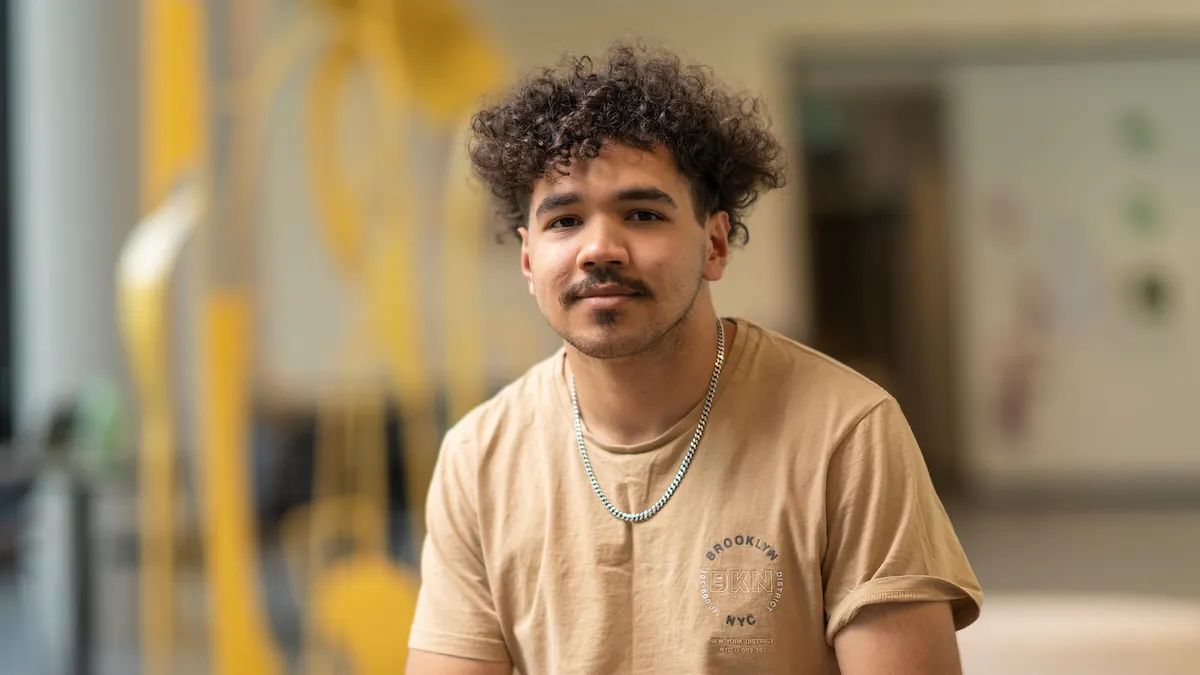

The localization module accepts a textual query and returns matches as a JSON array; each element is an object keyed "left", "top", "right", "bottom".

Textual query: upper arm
[
  {"left": 833, "top": 601, "right": 961, "bottom": 675},
  {"left": 408, "top": 427, "right": 511, "bottom": 663},
  {"left": 406, "top": 649, "right": 511, "bottom": 675}
]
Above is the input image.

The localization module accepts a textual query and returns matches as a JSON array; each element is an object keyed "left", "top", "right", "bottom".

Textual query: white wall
[
  {"left": 949, "top": 59, "right": 1200, "bottom": 489},
  {"left": 13, "top": 0, "right": 139, "bottom": 438}
]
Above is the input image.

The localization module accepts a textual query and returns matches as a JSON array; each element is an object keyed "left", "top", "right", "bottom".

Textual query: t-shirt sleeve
[
  {"left": 821, "top": 397, "right": 983, "bottom": 646},
  {"left": 408, "top": 425, "right": 511, "bottom": 662}
]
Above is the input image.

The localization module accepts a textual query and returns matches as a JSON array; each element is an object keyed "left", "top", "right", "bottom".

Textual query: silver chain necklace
[{"left": 569, "top": 318, "right": 726, "bottom": 523}]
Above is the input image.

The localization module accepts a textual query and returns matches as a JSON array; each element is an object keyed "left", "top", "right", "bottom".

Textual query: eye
[
  {"left": 547, "top": 215, "right": 582, "bottom": 230},
  {"left": 628, "top": 210, "right": 663, "bottom": 222}
]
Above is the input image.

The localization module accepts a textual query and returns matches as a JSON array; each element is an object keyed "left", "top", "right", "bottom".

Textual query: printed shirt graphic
[{"left": 409, "top": 319, "right": 983, "bottom": 674}]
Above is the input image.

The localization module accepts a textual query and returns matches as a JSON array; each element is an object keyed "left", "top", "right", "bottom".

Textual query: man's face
[{"left": 519, "top": 142, "right": 730, "bottom": 359}]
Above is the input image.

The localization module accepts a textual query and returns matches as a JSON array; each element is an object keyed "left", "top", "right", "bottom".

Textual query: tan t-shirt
[{"left": 409, "top": 318, "right": 982, "bottom": 673}]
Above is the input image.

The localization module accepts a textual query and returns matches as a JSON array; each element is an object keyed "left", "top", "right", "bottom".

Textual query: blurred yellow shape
[
  {"left": 301, "top": 11, "right": 435, "bottom": 672},
  {"left": 118, "top": 181, "right": 201, "bottom": 675},
  {"left": 303, "top": 0, "right": 503, "bottom": 561},
  {"left": 124, "top": 0, "right": 507, "bottom": 672},
  {"left": 130, "top": 0, "right": 210, "bottom": 671},
  {"left": 134, "top": 1, "right": 286, "bottom": 673},
  {"left": 312, "top": 554, "right": 420, "bottom": 674},
  {"left": 198, "top": 291, "right": 285, "bottom": 675},
  {"left": 296, "top": 3, "right": 503, "bottom": 671},
  {"left": 389, "top": 0, "right": 505, "bottom": 122},
  {"left": 142, "top": 0, "right": 207, "bottom": 209}
]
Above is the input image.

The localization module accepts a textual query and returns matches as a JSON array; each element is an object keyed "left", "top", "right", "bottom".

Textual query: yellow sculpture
[
  {"left": 120, "top": 1, "right": 211, "bottom": 673},
  {"left": 121, "top": 0, "right": 504, "bottom": 672},
  {"left": 291, "top": 2, "right": 502, "bottom": 670}
]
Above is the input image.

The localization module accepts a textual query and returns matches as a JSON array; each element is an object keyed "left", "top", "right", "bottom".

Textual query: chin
[
  {"left": 562, "top": 316, "right": 661, "bottom": 359},
  {"left": 567, "top": 334, "right": 642, "bottom": 359}
]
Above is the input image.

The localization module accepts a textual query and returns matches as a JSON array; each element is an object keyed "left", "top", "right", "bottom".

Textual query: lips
[
  {"left": 577, "top": 285, "right": 641, "bottom": 309},
  {"left": 578, "top": 293, "right": 638, "bottom": 309},
  {"left": 578, "top": 284, "right": 640, "bottom": 299}
]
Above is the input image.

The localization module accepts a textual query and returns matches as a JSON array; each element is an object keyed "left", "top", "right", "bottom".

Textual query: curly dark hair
[{"left": 468, "top": 42, "right": 787, "bottom": 245}]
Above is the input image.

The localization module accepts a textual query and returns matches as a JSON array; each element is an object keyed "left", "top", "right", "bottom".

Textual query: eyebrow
[
  {"left": 533, "top": 192, "right": 582, "bottom": 218},
  {"left": 614, "top": 186, "right": 677, "bottom": 208},
  {"left": 533, "top": 186, "right": 677, "bottom": 219}
]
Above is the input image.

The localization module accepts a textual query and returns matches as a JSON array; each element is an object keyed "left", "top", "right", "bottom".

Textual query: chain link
[{"left": 569, "top": 318, "right": 726, "bottom": 523}]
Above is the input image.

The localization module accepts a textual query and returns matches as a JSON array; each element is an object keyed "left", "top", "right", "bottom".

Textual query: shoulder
[{"left": 734, "top": 319, "right": 892, "bottom": 429}]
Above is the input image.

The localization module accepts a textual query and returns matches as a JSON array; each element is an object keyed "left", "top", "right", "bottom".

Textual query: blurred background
[{"left": 2, "top": 0, "right": 1200, "bottom": 673}]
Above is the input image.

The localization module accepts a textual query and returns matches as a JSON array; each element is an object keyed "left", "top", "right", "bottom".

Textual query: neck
[{"left": 566, "top": 299, "right": 734, "bottom": 446}]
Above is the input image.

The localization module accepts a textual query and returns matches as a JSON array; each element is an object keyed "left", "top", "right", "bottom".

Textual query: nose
[{"left": 576, "top": 217, "right": 630, "bottom": 270}]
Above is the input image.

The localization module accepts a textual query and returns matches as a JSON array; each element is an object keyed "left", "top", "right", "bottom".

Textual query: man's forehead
[{"left": 532, "top": 143, "right": 684, "bottom": 196}]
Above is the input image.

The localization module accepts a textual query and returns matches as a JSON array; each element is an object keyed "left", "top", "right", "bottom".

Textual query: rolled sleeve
[{"left": 821, "top": 398, "right": 983, "bottom": 646}]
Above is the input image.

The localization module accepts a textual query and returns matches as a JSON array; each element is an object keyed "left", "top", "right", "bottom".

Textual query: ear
[
  {"left": 702, "top": 211, "right": 732, "bottom": 282},
  {"left": 518, "top": 227, "right": 535, "bottom": 295}
]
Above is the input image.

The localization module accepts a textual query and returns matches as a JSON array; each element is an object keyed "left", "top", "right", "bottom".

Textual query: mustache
[{"left": 560, "top": 267, "right": 654, "bottom": 306}]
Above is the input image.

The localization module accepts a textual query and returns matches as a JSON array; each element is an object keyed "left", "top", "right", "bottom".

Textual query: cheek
[
  {"left": 528, "top": 250, "right": 572, "bottom": 292},
  {"left": 660, "top": 247, "right": 706, "bottom": 291}
]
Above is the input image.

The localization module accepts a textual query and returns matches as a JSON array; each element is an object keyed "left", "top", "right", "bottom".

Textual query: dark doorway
[{"left": 796, "top": 69, "right": 960, "bottom": 494}]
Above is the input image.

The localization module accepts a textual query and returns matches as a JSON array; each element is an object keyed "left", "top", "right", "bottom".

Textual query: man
[{"left": 407, "top": 43, "right": 981, "bottom": 674}]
